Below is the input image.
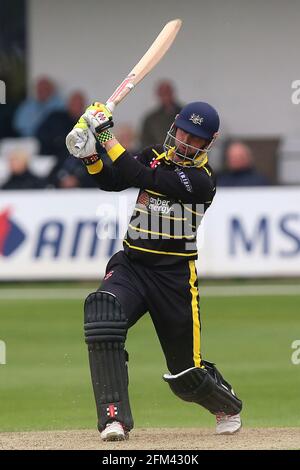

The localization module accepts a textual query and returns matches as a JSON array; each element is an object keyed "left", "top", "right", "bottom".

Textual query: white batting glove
[
  {"left": 66, "top": 126, "right": 96, "bottom": 159},
  {"left": 82, "top": 102, "right": 113, "bottom": 135}
]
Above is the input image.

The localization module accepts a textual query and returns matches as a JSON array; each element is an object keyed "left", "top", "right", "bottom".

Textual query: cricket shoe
[
  {"left": 215, "top": 413, "right": 242, "bottom": 435},
  {"left": 100, "top": 421, "right": 129, "bottom": 441}
]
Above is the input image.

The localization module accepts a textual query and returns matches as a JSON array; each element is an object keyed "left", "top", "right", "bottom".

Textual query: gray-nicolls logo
[
  {"left": 189, "top": 113, "right": 204, "bottom": 125},
  {"left": 0, "top": 80, "right": 6, "bottom": 104}
]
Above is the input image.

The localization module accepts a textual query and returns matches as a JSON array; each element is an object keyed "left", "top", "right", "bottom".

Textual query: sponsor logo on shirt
[
  {"left": 149, "top": 196, "right": 172, "bottom": 214},
  {"left": 137, "top": 191, "right": 172, "bottom": 214},
  {"left": 175, "top": 168, "right": 193, "bottom": 193}
]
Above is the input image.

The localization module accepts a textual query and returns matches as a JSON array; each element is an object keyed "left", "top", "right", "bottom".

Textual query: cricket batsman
[{"left": 66, "top": 100, "right": 243, "bottom": 441}]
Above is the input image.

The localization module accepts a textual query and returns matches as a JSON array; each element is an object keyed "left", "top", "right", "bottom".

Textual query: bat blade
[{"left": 106, "top": 19, "right": 182, "bottom": 112}]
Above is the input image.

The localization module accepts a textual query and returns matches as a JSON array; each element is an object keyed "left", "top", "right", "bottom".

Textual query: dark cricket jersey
[{"left": 91, "top": 145, "right": 216, "bottom": 266}]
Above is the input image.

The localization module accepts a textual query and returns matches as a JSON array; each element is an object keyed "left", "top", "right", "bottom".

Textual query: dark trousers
[{"left": 100, "top": 251, "right": 202, "bottom": 374}]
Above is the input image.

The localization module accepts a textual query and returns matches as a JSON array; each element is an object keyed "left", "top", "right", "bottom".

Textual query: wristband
[
  {"left": 97, "top": 130, "right": 114, "bottom": 144},
  {"left": 82, "top": 154, "right": 100, "bottom": 165},
  {"left": 86, "top": 159, "right": 104, "bottom": 174},
  {"left": 82, "top": 154, "right": 104, "bottom": 174},
  {"left": 82, "top": 153, "right": 103, "bottom": 175},
  {"left": 107, "top": 143, "right": 126, "bottom": 162}
]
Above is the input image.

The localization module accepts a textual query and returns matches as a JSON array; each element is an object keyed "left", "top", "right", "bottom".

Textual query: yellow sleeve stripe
[
  {"left": 123, "top": 239, "right": 198, "bottom": 257},
  {"left": 86, "top": 159, "right": 103, "bottom": 174},
  {"left": 107, "top": 143, "right": 126, "bottom": 162}
]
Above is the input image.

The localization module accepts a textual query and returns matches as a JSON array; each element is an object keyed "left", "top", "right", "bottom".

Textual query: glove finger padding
[
  {"left": 66, "top": 128, "right": 84, "bottom": 156},
  {"left": 66, "top": 127, "right": 96, "bottom": 158}
]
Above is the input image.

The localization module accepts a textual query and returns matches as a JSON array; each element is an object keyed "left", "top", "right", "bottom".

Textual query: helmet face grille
[{"left": 163, "top": 124, "right": 215, "bottom": 168}]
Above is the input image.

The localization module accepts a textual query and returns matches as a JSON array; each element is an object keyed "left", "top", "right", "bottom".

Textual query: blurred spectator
[
  {"left": 114, "top": 123, "right": 139, "bottom": 154},
  {"left": 13, "top": 76, "right": 65, "bottom": 137},
  {"left": 0, "top": 1, "right": 27, "bottom": 139},
  {"left": 140, "top": 80, "right": 182, "bottom": 147},
  {"left": 0, "top": 102, "right": 17, "bottom": 139},
  {"left": 37, "top": 90, "right": 86, "bottom": 158},
  {"left": 1, "top": 148, "right": 45, "bottom": 190},
  {"left": 217, "top": 142, "right": 269, "bottom": 186},
  {"left": 36, "top": 91, "right": 93, "bottom": 188},
  {"left": 55, "top": 157, "right": 98, "bottom": 189}
]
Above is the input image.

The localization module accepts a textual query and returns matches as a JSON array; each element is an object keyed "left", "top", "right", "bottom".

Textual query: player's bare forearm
[{"left": 103, "top": 137, "right": 119, "bottom": 152}]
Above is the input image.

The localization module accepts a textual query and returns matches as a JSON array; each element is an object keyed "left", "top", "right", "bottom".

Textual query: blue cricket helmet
[
  {"left": 175, "top": 102, "right": 220, "bottom": 141},
  {"left": 163, "top": 101, "right": 220, "bottom": 167}
]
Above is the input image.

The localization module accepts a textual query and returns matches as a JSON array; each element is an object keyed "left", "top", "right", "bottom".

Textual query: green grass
[{"left": 0, "top": 291, "right": 299, "bottom": 431}]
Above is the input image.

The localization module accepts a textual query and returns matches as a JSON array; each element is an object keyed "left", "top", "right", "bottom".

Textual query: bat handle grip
[{"left": 106, "top": 101, "right": 115, "bottom": 113}]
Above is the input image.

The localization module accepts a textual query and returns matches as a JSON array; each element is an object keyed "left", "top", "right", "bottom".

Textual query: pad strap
[{"left": 163, "top": 361, "right": 242, "bottom": 415}]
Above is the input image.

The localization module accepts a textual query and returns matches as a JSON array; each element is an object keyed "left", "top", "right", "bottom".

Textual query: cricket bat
[{"left": 105, "top": 19, "right": 182, "bottom": 112}]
